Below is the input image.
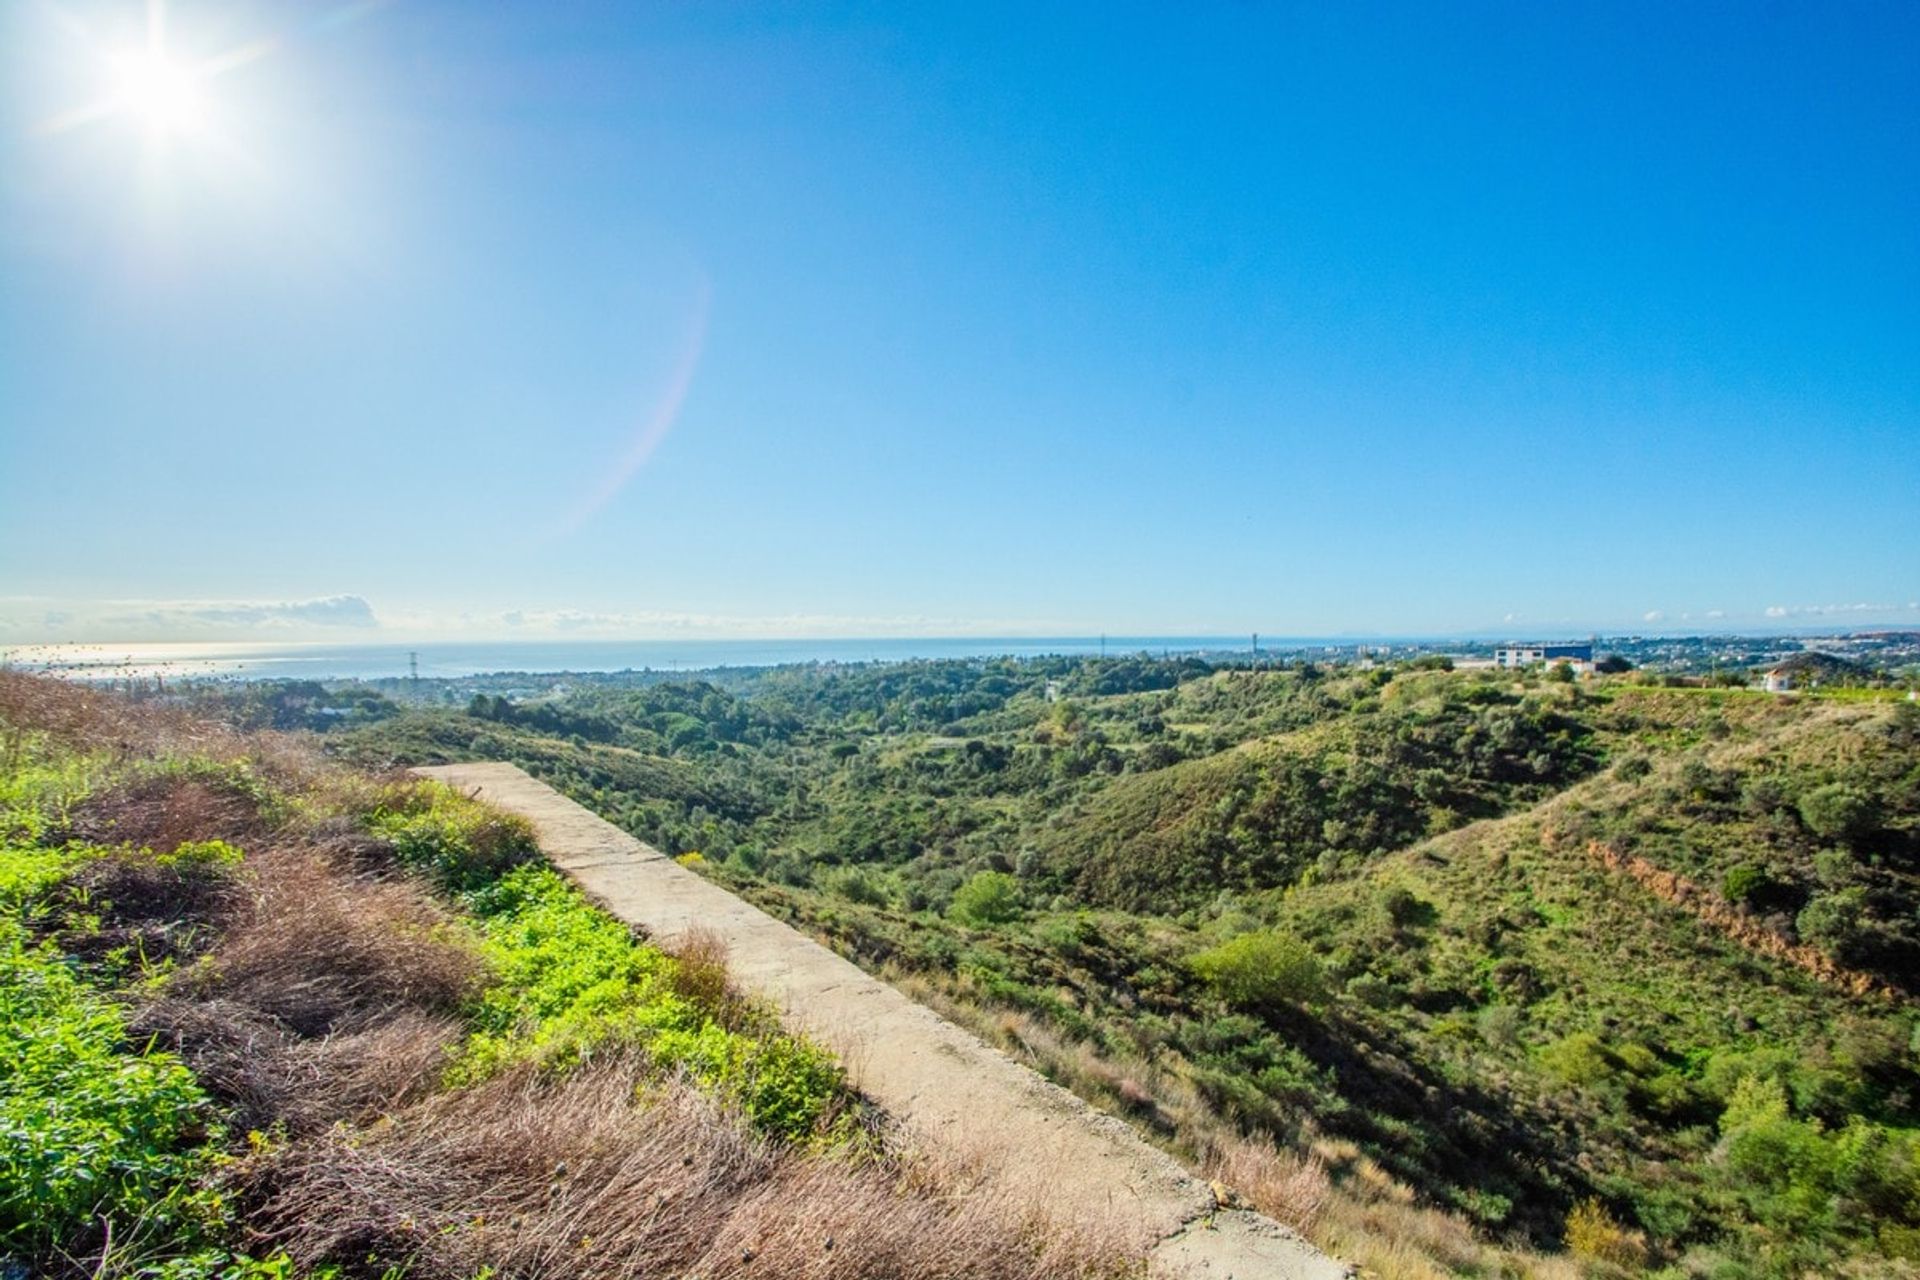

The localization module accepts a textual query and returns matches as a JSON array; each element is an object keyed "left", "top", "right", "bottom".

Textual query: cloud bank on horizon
[
  {"left": 0, "top": 595, "right": 1065, "bottom": 643},
  {"left": 3, "top": 595, "right": 1918, "bottom": 646}
]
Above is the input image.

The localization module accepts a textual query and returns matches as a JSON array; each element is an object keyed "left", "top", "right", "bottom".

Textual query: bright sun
[{"left": 110, "top": 50, "right": 207, "bottom": 137}]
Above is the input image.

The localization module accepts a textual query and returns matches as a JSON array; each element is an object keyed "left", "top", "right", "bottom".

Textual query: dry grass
[
  {"left": 664, "top": 923, "right": 748, "bottom": 1025},
  {"left": 1203, "top": 1133, "right": 1331, "bottom": 1235},
  {"left": 0, "top": 670, "right": 327, "bottom": 788},
  {"left": 3, "top": 673, "right": 1145, "bottom": 1280},
  {"left": 124, "top": 841, "right": 483, "bottom": 1132},
  {"left": 131, "top": 998, "right": 460, "bottom": 1134},
  {"left": 242, "top": 1053, "right": 1133, "bottom": 1280},
  {"left": 70, "top": 772, "right": 272, "bottom": 853},
  {"left": 181, "top": 846, "right": 485, "bottom": 1036},
  {"left": 892, "top": 965, "right": 1595, "bottom": 1280}
]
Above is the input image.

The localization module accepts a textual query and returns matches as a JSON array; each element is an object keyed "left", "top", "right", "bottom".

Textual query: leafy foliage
[
  {"left": 0, "top": 918, "right": 220, "bottom": 1254},
  {"left": 338, "top": 658, "right": 1920, "bottom": 1274},
  {"left": 455, "top": 858, "right": 845, "bottom": 1140},
  {"left": 1187, "top": 931, "right": 1323, "bottom": 1012}
]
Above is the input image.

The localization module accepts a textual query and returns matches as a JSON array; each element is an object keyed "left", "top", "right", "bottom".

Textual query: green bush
[
  {"left": 948, "top": 870, "right": 1023, "bottom": 926},
  {"left": 1541, "top": 1032, "right": 1621, "bottom": 1087},
  {"left": 827, "top": 865, "right": 890, "bottom": 907},
  {"left": 455, "top": 863, "right": 844, "bottom": 1140},
  {"left": 1721, "top": 863, "right": 1773, "bottom": 907},
  {"left": 1564, "top": 1198, "right": 1648, "bottom": 1269},
  {"left": 1187, "top": 931, "right": 1323, "bottom": 1012},
  {"left": 0, "top": 920, "right": 218, "bottom": 1254},
  {"left": 1478, "top": 1003, "right": 1523, "bottom": 1047},
  {"left": 1798, "top": 784, "right": 1877, "bottom": 846},
  {"left": 1796, "top": 889, "right": 1869, "bottom": 963},
  {"left": 369, "top": 782, "right": 538, "bottom": 890}
]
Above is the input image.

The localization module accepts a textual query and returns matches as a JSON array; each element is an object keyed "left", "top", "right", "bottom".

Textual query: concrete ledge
[{"left": 415, "top": 762, "right": 1348, "bottom": 1280}]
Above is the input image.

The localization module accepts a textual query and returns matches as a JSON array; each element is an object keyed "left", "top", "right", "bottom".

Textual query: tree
[
  {"left": 948, "top": 871, "right": 1022, "bottom": 926},
  {"left": 1798, "top": 785, "right": 1877, "bottom": 846},
  {"left": 1188, "top": 931, "right": 1323, "bottom": 1012},
  {"left": 1797, "top": 888, "right": 1870, "bottom": 964}
]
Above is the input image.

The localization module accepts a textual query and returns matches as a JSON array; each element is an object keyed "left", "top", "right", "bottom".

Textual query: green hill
[
  {"left": 301, "top": 659, "right": 1919, "bottom": 1277},
  {"left": 0, "top": 674, "right": 1122, "bottom": 1280}
]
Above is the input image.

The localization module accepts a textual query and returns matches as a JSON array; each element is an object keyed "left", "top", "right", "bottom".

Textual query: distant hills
[{"left": 331, "top": 657, "right": 1920, "bottom": 1276}]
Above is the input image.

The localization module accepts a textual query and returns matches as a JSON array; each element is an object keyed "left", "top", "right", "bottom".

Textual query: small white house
[{"left": 1762, "top": 668, "right": 1793, "bottom": 694}]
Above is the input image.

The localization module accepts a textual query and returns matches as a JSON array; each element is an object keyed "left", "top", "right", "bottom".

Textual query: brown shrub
[
  {"left": 665, "top": 924, "right": 742, "bottom": 1024},
  {"left": 0, "top": 672, "right": 328, "bottom": 789},
  {"left": 132, "top": 997, "right": 460, "bottom": 1133},
  {"left": 183, "top": 848, "right": 486, "bottom": 1036},
  {"left": 1205, "top": 1133, "right": 1331, "bottom": 1235},
  {"left": 242, "top": 1054, "right": 1133, "bottom": 1280},
  {"left": 70, "top": 773, "right": 270, "bottom": 854}
]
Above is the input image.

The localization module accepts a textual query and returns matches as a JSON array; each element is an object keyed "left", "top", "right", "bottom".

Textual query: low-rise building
[{"left": 1495, "top": 642, "right": 1594, "bottom": 670}]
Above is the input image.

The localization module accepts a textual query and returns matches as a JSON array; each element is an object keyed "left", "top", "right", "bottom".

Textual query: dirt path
[{"left": 416, "top": 763, "right": 1346, "bottom": 1280}]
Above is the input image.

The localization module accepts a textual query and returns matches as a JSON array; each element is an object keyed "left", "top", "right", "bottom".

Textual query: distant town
[{"left": 320, "top": 630, "right": 1920, "bottom": 710}]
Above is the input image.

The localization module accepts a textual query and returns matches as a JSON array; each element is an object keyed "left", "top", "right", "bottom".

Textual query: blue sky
[{"left": 3, "top": 1, "right": 1916, "bottom": 642}]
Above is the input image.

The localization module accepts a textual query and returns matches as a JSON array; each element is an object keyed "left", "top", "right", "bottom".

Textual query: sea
[{"left": 0, "top": 637, "right": 1382, "bottom": 684}]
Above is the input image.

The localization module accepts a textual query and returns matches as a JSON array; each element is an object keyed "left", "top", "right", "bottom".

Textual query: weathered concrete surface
[{"left": 416, "top": 762, "right": 1348, "bottom": 1280}]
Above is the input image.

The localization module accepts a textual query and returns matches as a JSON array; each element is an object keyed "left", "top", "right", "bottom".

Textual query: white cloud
[
  {"left": 0, "top": 596, "right": 1063, "bottom": 644},
  {"left": 1643, "top": 610, "right": 1665, "bottom": 622},
  {"left": 0, "top": 595, "right": 378, "bottom": 642},
  {"left": 1763, "top": 601, "right": 1918, "bottom": 621},
  {"left": 442, "top": 607, "right": 1044, "bottom": 640}
]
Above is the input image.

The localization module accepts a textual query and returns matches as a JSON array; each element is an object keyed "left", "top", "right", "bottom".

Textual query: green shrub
[
  {"left": 949, "top": 870, "right": 1023, "bottom": 926},
  {"left": 0, "top": 920, "right": 219, "bottom": 1254},
  {"left": 454, "top": 863, "right": 844, "bottom": 1140},
  {"left": 1565, "top": 1198, "right": 1649, "bottom": 1269},
  {"left": 1721, "top": 863, "right": 1773, "bottom": 907},
  {"left": 1614, "top": 753, "right": 1652, "bottom": 780},
  {"left": 1541, "top": 1031, "right": 1620, "bottom": 1087},
  {"left": 1796, "top": 889, "right": 1869, "bottom": 963},
  {"left": 1188, "top": 931, "right": 1323, "bottom": 1012},
  {"left": 1798, "top": 784, "right": 1877, "bottom": 846},
  {"left": 828, "top": 865, "right": 890, "bottom": 907},
  {"left": 1478, "top": 1003, "right": 1523, "bottom": 1047},
  {"left": 369, "top": 782, "right": 538, "bottom": 890},
  {"left": 652, "top": 1028, "right": 844, "bottom": 1141}
]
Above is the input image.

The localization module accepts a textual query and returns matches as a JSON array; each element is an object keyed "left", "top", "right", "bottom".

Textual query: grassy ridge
[
  {"left": 1, "top": 675, "right": 1128, "bottom": 1280},
  {"left": 339, "top": 660, "right": 1920, "bottom": 1277}
]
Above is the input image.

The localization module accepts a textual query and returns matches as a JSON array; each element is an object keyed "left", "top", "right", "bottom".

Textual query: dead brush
[
  {"left": 241, "top": 1052, "right": 1139, "bottom": 1280},
  {"left": 69, "top": 770, "right": 273, "bottom": 854},
  {"left": 665, "top": 924, "right": 748, "bottom": 1026},
  {"left": 0, "top": 672, "right": 329, "bottom": 790},
  {"left": 1203, "top": 1131, "right": 1332, "bottom": 1235},
  {"left": 179, "top": 846, "right": 487, "bottom": 1036},
  {"left": 0, "top": 671, "right": 199, "bottom": 756},
  {"left": 132, "top": 997, "right": 461, "bottom": 1133},
  {"left": 50, "top": 843, "right": 245, "bottom": 971}
]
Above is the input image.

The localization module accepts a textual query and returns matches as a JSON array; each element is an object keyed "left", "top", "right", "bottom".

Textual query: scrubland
[
  {"left": 335, "top": 659, "right": 1920, "bottom": 1278},
  {"left": 0, "top": 672, "right": 1137, "bottom": 1280}
]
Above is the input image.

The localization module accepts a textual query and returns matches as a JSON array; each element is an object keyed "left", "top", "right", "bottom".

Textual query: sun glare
[{"left": 110, "top": 50, "right": 207, "bottom": 136}]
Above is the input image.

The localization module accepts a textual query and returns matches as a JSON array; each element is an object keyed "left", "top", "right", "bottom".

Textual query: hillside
[
  {"left": 336, "top": 658, "right": 1920, "bottom": 1278},
  {"left": 0, "top": 674, "right": 1136, "bottom": 1280}
]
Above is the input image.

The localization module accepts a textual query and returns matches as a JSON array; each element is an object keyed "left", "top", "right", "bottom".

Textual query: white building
[{"left": 1495, "top": 642, "right": 1594, "bottom": 671}]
